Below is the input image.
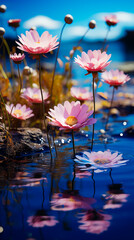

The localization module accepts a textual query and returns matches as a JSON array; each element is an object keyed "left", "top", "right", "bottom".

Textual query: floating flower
[
  {"left": 27, "top": 215, "right": 58, "bottom": 228},
  {"left": 75, "top": 150, "right": 128, "bottom": 170},
  {"left": 71, "top": 87, "right": 93, "bottom": 101},
  {"left": 101, "top": 69, "right": 130, "bottom": 87},
  {"left": 105, "top": 15, "right": 118, "bottom": 27},
  {"left": 6, "top": 103, "right": 34, "bottom": 120},
  {"left": 47, "top": 101, "right": 97, "bottom": 130},
  {"left": 74, "top": 50, "right": 111, "bottom": 74},
  {"left": 10, "top": 53, "right": 25, "bottom": 64},
  {"left": 21, "top": 87, "right": 49, "bottom": 103},
  {"left": 78, "top": 210, "right": 112, "bottom": 234},
  {"left": 8, "top": 19, "right": 21, "bottom": 28},
  {"left": 16, "top": 30, "right": 59, "bottom": 58}
]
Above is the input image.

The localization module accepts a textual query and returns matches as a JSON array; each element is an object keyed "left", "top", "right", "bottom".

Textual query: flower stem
[
  {"left": 92, "top": 170, "right": 95, "bottom": 198},
  {"left": 50, "top": 22, "right": 66, "bottom": 102},
  {"left": 109, "top": 168, "right": 114, "bottom": 184},
  {"left": 101, "top": 26, "right": 110, "bottom": 52},
  {"left": 38, "top": 56, "right": 53, "bottom": 162},
  {"left": 0, "top": 90, "right": 11, "bottom": 130},
  {"left": 91, "top": 74, "right": 96, "bottom": 151},
  {"left": 72, "top": 161, "right": 76, "bottom": 191},
  {"left": 105, "top": 86, "right": 115, "bottom": 131},
  {"left": 17, "top": 64, "right": 22, "bottom": 94},
  {"left": 3, "top": 38, "right": 14, "bottom": 77},
  {"left": 71, "top": 130, "right": 76, "bottom": 158}
]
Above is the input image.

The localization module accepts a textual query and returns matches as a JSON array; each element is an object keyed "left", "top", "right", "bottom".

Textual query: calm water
[{"left": 0, "top": 40, "right": 134, "bottom": 239}]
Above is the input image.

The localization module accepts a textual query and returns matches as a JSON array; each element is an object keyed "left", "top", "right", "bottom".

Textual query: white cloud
[{"left": 23, "top": 15, "right": 62, "bottom": 30}]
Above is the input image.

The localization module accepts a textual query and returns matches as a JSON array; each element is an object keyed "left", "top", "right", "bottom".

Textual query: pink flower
[
  {"left": 78, "top": 210, "right": 112, "bottom": 234},
  {"left": 74, "top": 50, "right": 111, "bottom": 74},
  {"left": 71, "top": 87, "right": 93, "bottom": 101},
  {"left": 105, "top": 15, "right": 118, "bottom": 27},
  {"left": 51, "top": 193, "right": 95, "bottom": 211},
  {"left": 10, "top": 53, "right": 25, "bottom": 64},
  {"left": 8, "top": 19, "right": 21, "bottom": 28},
  {"left": 27, "top": 215, "right": 58, "bottom": 228},
  {"left": 6, "top": 103, "right": 34, "bottom": 120},
  {"left": 101, "top": 69, "right": 130, "bottom": 87},
  {"left": 21, "top": 87, "right": 49, "bottom": 103},
  {"left": 75, "top": 150, "right": 128, "bottom": 170},
  {"left": 47, "top": 101, "right": 97, "bottom": 130},
  {"left": 16, "top": 30, "right": 59, "bottom": 58}
]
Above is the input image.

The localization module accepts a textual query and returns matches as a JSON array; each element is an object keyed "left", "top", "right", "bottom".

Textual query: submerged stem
[
  {"left": 50, "top": 23, "right": 66, "bottom": 102},
  {"left": 71, "top": 130, "right": 76, "bottom": 158},
  {"left": 105, "top": 86, "right": 115, "bottom": 130},
  {"left": 38, "top": 56, "right": 53, "bottom": 162}
]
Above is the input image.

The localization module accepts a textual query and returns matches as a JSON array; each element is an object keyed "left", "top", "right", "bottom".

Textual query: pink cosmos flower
[
  {"left": 75, "top": 150, "right": 128, "bottom": 170},
  {"left": 21, "top": 87, "right": 49, "bottom": 103},
  {"left": 78, "top": 210, "right": 112, "bottom": 234},
  {"left": 6, "top": 103, "right": 34, "bottom": 120},
  {"left": 74, "top": 50, "right": 111, "bottom": 74},
  {"left": 71, "top": 87, "right": 93, "bottom": 101},
  {"left": 101, "top": 69, "right": 130, "bottom": 87},
  {"left": 105, "top": 15, "right": 118, "bottom": 27},
  {"left": 10, "top": 53, "right": 25, "bottom": 64},
  {"left": 47, "top": 101, "right": 97, "bottom": 130},
  {"left": 16, "top": 30, "right": 59, "bottom": 58},
  {"left": 27, "top": 215, "right": 58, "bottom": 228}
]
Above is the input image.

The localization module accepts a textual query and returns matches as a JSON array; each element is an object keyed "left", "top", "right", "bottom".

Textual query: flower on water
[
  {"left": 75, "top": 150, "right": 128, "bottom": 170},
  {"left": 47, "top": 101, "right": 97, "bottom": 130},
  {"left": 101, "top": 69, "right": 130, "bottom": 88},
  {"left": 10, "top": 53, "right": 25, "bottom": 64},
  {"left": 71, "top": 87, "right": 93, "bottom": 101},
  {"left": 8, "top": 19, "right": 21, "bottom": 28},
  {"left": 27, "top": 215, "right": 58, "bottom": 228},
  {"left": 105, "top": 15, "right": 118, "bottom": 27},
  {"left": 21, "top": 87, "right": 49, "bottom": 103},
  {"left": 78, "top": 210, "right": 112, "bottom": 234},
  {"left": 16, "top": 30, "right": 59, "bottom": 58},
  {"left": 6, "top": 103, "right": 34, "bottom": 120},
  {"left": 74, "top": 50, "right": 111, "bottom": 74}
]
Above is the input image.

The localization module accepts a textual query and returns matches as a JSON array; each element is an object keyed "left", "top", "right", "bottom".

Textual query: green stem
[
  {"left": 0, "top": 90, "right": 11, "bottom": 130},
  {"left": 91, "top": 75, "right": 95, "bottom": 151},
  {"left": 3, "top": 38, "right": 14, "bottom": 77},
  {"left": 17, "top": 64, "right": 22, "bottom": 94},
  {"left": 50, "top": 23, "right": 66, "bottom": 102},
  {"left": 71, "top": 130, "right": 76, "bottom": 158},
  {"left": 105, "top": 86, "right": 115, "bottom": 131},
  {"left": 38, "top": 56, "right": 53, "bottom": 162}
]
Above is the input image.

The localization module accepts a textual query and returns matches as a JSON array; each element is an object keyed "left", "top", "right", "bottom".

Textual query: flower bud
[
  {"left": 64, "top": 14, "right": 73, "bottom": 24},
  {"left": 89, "top": 20, "right": 96, "bottom": 29},
  {"left": 0, "top": 27, "right": 5, "bottom": 37},
  {"left": 8, "top": 19, "right": 21, "bottom": 28},
  {"left": 30, "top": 26, "right": 36, "bottom": 31},
  {"left": 0, "top": 4, "right": 7, "bottom": 13},
  {"left": 23, "top": 66, "right": 32, "bottom": 76}
]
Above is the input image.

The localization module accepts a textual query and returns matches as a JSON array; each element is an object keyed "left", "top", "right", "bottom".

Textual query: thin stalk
[
  {"left": 3, "top": 38, "right": 14, "bottom": 77},
  {"left": 105, "top": 86, "right": 115, "bottom": 131},
  {"left": 71, "top": 130, "right": 76, "bottom": 158},
  {"left": 38, "top": 56, "right": 53, "bottom": 162},
  {"left": 0, "top": 90, "right": 10, "bottom": 130},
  {"left": 50, "top": 23, "right": 66, "bottom": 101},
  {"left": 91, "top": 170, "right": 95, "bottom": 198},
  {"left": 17, "top": 64, "right": 22, "bottom": 94},
  {"left": 101, "top": 26, "right": 110, "bottom": 52},
  {"left": 76, "top": 28, "right": 89, "bottom": 47},
  {"left": 72, "top": 161, "right": 76, "bottom": 191},
  {"left": 109, "top": 168, "right": 114, "bottom": 185},
  {"left": 91, "top": 75, "right": 95, "bottom": 151}
]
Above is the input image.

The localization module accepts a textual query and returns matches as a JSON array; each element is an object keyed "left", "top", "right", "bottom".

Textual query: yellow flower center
[
  {"left": 33, "top": 94, "right": 39, "bottom": 99},
  {"left": 13, "top": 109, "right": 22, "bottom": 117},
  {"left": 94, "top": 159, "right": 111, "bottom": 165},
  {"left": 36, "top": 41, "right": 40, "bottom": 43},
  {"left": 65, "top": 116, "right": 78, "bottom": 126},
  {"left": 112, "top": 76, "right": 118, "bottom": 80}
]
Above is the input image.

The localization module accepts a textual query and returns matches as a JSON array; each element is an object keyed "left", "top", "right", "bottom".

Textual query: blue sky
[{"left": 2, "top": 0, "right": 134, "bottom": 40}]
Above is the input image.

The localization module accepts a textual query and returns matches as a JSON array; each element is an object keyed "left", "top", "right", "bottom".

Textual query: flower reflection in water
[
  {"left": 103, "top": 184, "right": 129, "bottom": 209},
  {"left": 78, "top": 209, "right": 112, "bottom": 234},
  {"left": 51, "top": 193, "right": 95, "bottom": 211},
  {"left": 27, "top": 210, "right": 59, "bottom": 228}
]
